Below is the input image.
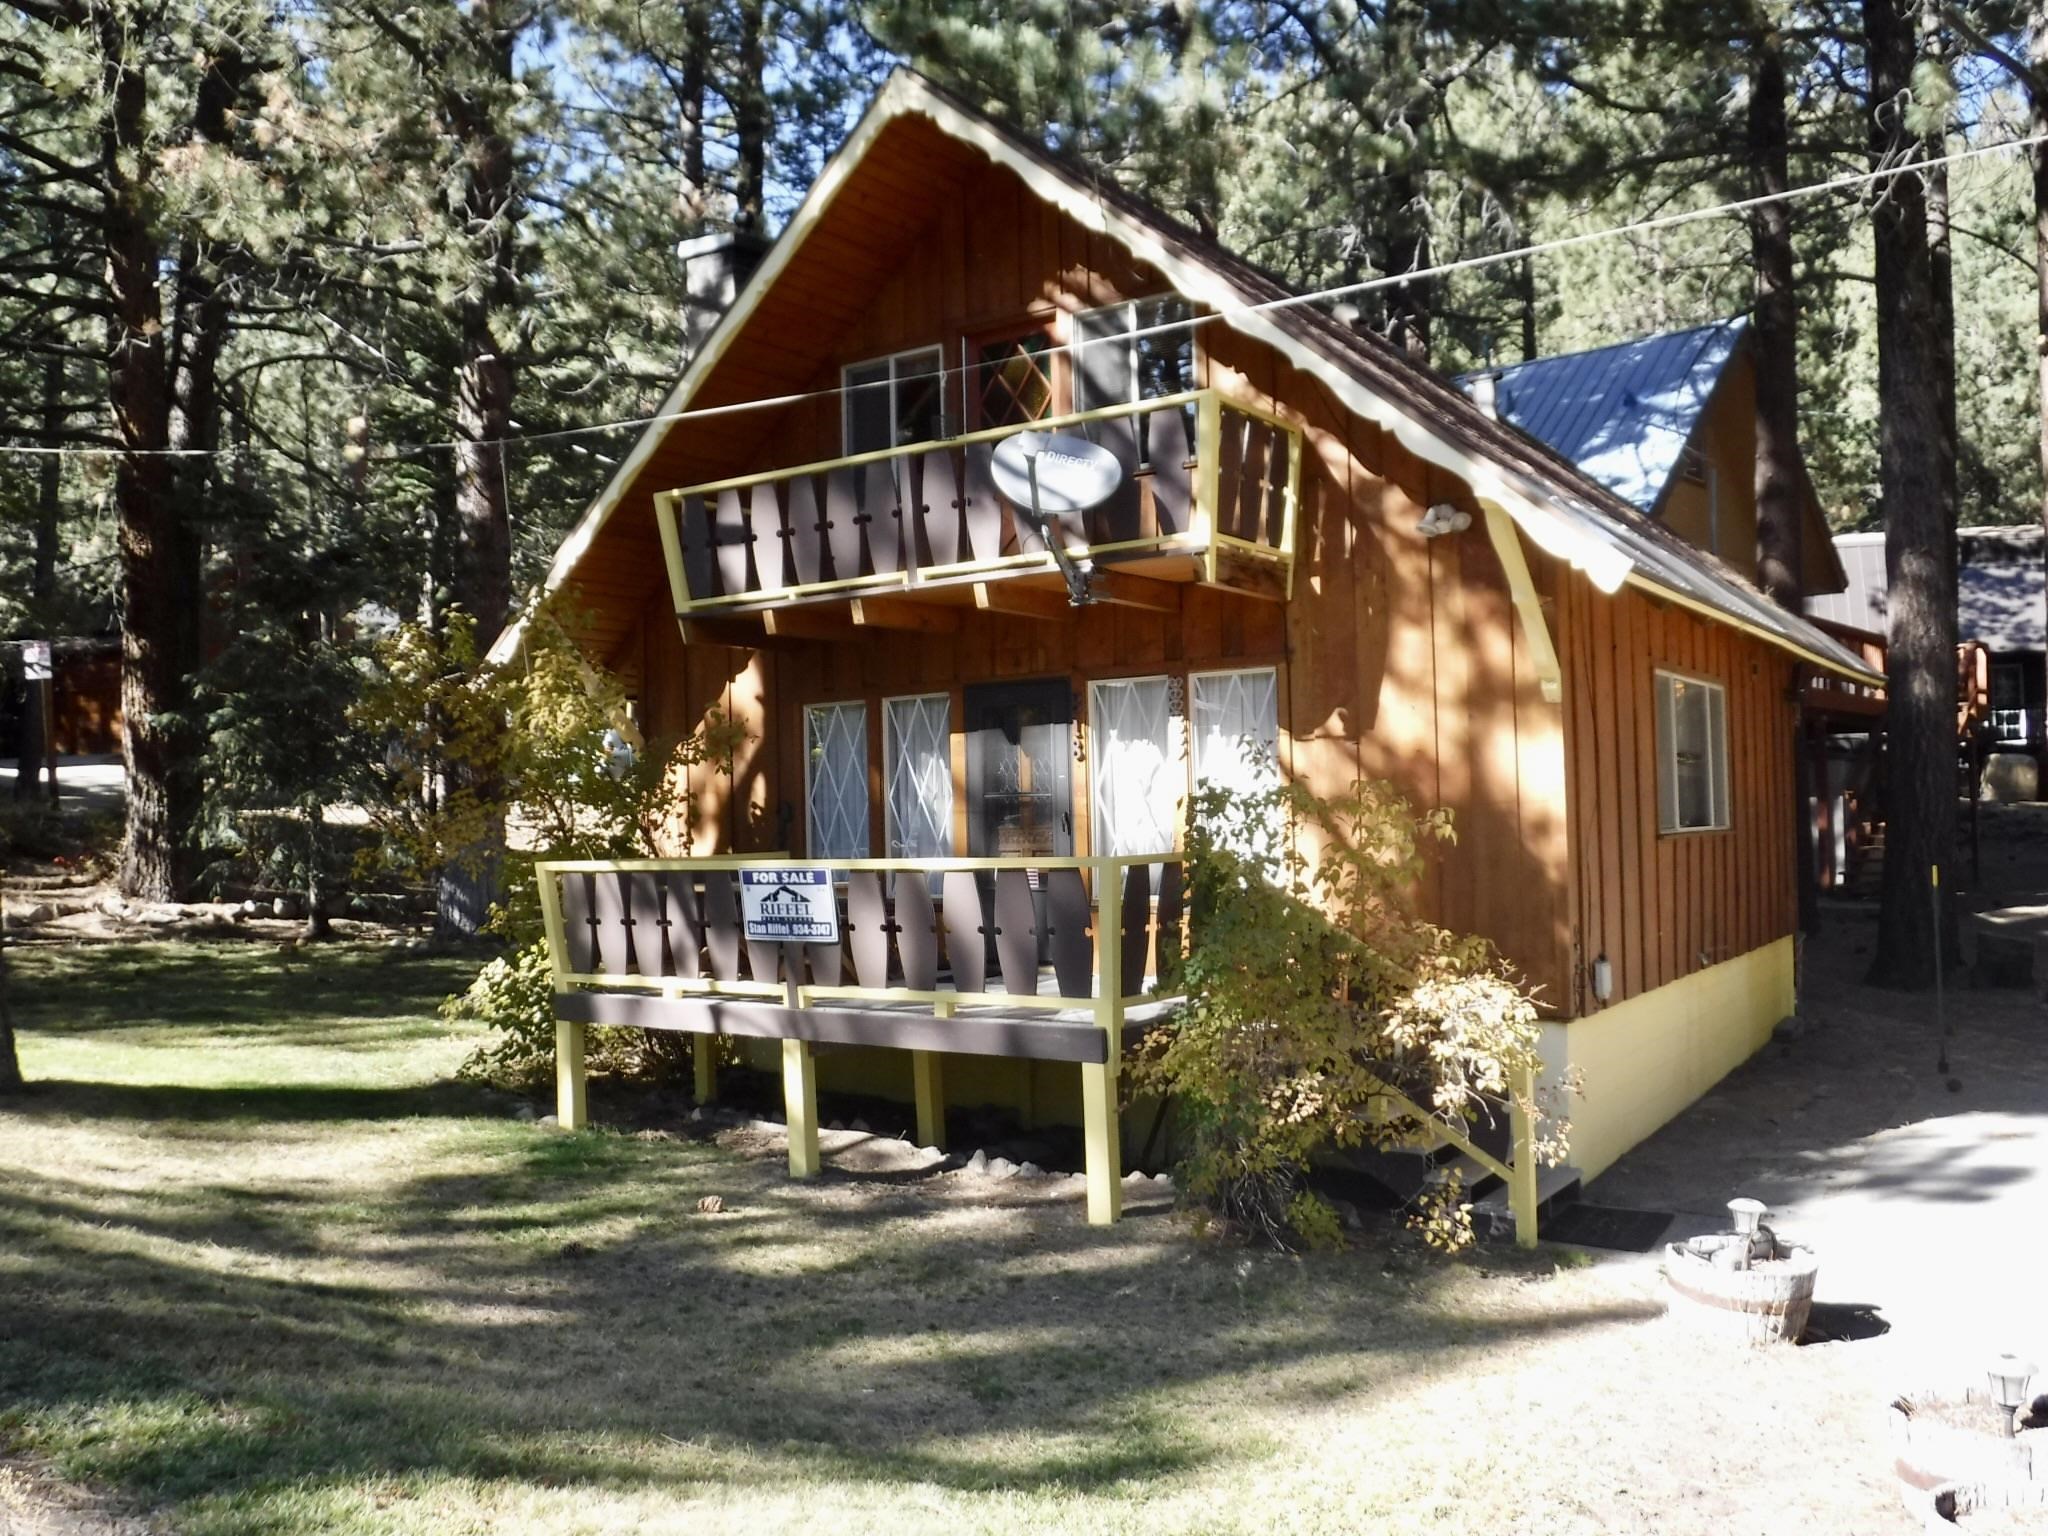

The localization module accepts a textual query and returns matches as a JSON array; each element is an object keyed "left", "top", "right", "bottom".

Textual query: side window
[
  {"left": 1089, "top": 675, "right": 1181, "bottom": 856},
  {"left": 1190, "top": 667, "right": 1282, "bottom": 862},
  {"left": 1074, "top": 296, "right": 1195, "bottom": 464},
  {"left": 884, "top": 693, "right": 953, "bottom": 859},
  {"left": 804, "top": 701, "right": 870, "bottom": 860},
  {"left": 1654, "top": 671, "right": 1729, "bottom": 832},
  {"left": 971, "top": 330, "right": 1055, "bottom": 429},
  {"left": 842, "top": 347, "right": 945, "bottom": 456}
]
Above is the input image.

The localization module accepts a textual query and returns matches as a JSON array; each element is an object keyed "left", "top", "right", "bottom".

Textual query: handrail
[
  {"left": 663, "top": 390, "right": 1211, "bottom": 500},
  {"left": 535, "top": 852, "right": 1183, "bottom": 875}
]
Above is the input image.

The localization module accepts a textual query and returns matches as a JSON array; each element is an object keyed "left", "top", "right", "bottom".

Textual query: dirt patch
[{"left": 0, "top": 1454, "right": 156, "bottom": 1535}]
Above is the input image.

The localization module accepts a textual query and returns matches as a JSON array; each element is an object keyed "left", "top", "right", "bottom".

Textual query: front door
[
  {"left": 966, "top": 679, "right": 1073, "bottom": 969},
  {"left": 964, "top": 679, "right": 1075, "bottom": 861}
]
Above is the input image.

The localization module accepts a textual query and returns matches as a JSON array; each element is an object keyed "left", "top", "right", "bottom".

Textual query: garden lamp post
[
  {"left": 1727, "top": 1197, "right": 1767, "bottom": 1271},
  {"left": 1987, "top": 1355, "right": 2036, "bottom": 1438}
]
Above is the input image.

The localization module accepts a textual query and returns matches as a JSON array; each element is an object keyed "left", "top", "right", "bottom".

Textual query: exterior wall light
[
  {"left": 1988, "top": 1354, "right": 2037, "bottom": 1438},
  {"left": 1417, "top": 502, "right": 1473, "bottom": 538},
  {"left": 1590, "top": 952, "right": 1612, "bottom": 1005},
  {"left": 1727, "top": 1197, "right": 1767, "bottom": 1271}
]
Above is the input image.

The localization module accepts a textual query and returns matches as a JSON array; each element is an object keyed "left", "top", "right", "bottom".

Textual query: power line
[{"left": 4, "top": 127, "right": 2043, "bottom": 464}]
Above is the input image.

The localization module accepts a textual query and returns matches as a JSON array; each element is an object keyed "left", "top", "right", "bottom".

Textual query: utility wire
[{"left": 3, "top": 127, "right": 2043, "bottom": 464}]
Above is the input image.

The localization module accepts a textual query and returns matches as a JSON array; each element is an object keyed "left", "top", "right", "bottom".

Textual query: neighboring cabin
[
  {"left": 1460, "top": 319, "right": 1847, "bottom": 600},
  {"left": 507, "top": 70, "right": 1877, "bottom": 1200}
]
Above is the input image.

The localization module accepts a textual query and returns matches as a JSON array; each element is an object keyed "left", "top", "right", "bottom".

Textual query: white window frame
[
  {"left": 1189, "top": 666, "right": 1283, "bottom": 866},
  {"left": 841, "top": 345, "right": 945, "bottom": 456},
  {"left": 1653, "top": 669, "right": 1730, "bottom": 834},
  {"left": 803, "top": 700, "right": 871, "bottom": 861},
  {"left": 1072, "top": 297, "right": 1196, "bottom": 410},
  {"left": 1087, "top": 674, "right": 1183, "bottom": 858},
  {"left": 883, "top": 691, "right": 954, "bottom": 860}
]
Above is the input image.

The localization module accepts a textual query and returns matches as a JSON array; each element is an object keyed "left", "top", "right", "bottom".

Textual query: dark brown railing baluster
[
  {"left": 961, "top": 443, "right": 1005, "bottom": 562},
  {"left": 558, "top": 871, "right": 601, "bottom": 973},
  {"left": 1216, "top": 412, "right": 1247, "bottom": 540},
  {"left": 845, "top": 872, "right": 889, "bottom": 988},
  {"left": 591, "top": 871, "right": 635, "bottom": 974},
  {"left": 894, "top": 872, "right": 937, "bottom": 991},
  {"left": 1086, "top": 413, "right": 1144, "bottom": 545},
  {"left": 1120, "top": 864, "right": 1152, "bottom": 998},
  {"left": 1045, "top": 868, "right": 1092, "bottom": 998},
  {"left": 713, "top": 487, "right": 754, "bottom": 596},
  {"left": 1259, "top": 430, "right": 1289, "bottom": 548},
  {"left": 941, "top": 871, "right": 987, "bottom": 993},
  {"left": 918, "top": 448, "right": 960, "bottom": 568},
  {"left": 700, "top": 871, "right": 742, "bottom": 982},
  {"left": 1148, "top": 405, "right": 1193, "bottom": 538},
  {"left": 679, "top": 494, "right": 718, "bottom": 601},
  {"left": 622, "top": 872, "right": 665, "bottom": 977},
  {"left": 1235, "top": 419, "right": 1271, "bottom": 542},
  {"left": 824, "top": 466, "right": 862, "bottom": 581},
  {"left": 993, "top": 869, "right": 1038, "bottom": 996},
  {"left": 863, "top": 459, "right": 901, "bottom": 575},
  {"left": 757, "top": 480, "right": 792, "bottom": 590},
  {"left": 785, "top": 474, "right": 826, "bottom": 586},
  {"left": 657, "top": 870, "right": 701, "bottom": 978}
]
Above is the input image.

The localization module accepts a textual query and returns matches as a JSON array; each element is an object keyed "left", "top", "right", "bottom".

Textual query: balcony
[{"left": 651, "top": 390, "right": 1299, "bottom": 628}]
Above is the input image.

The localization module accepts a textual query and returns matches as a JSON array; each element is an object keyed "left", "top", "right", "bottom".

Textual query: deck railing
[
  {"left": 538, "top": 853, "right": 1185, "bottom": 1225},
  {"left": 651, "top": 389, "right": 1299, "bottom": 614}
]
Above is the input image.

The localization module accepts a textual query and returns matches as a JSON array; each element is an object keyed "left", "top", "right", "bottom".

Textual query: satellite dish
[{"left": 989, "top": 432, "right": 1124, "bottom": 517}]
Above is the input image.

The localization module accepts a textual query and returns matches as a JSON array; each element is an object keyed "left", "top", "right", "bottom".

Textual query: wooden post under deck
[
  {"left": 556, "top": 1020, "right": 587, "bottom": 1130},
  {"left": 692, "top": 1035, "right": 717, "bottom": 1104},
  {"left": 1083, "top": 878, "right": 1125, "bottom": 1225},
  {"left": 783, "top": 1039, "right": 821, "bottom": 1178},
  {"left": 911, "top": 1049, "right": 946, "bottom": 1150},
  {"left": 1508, "top": 1064, "right": 1539, "bottom": 1249}
]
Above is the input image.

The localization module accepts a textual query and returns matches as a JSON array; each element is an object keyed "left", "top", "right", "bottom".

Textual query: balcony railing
[
  {"left": 651, "top": 389, "right": 1299, "bottom": 616},
  {"left": 538, "top": 853, "right": 1185, "bottom": 1226}
]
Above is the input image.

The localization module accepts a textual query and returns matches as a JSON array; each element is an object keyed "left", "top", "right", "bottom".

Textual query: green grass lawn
[{"left": 0, "top": 941, "right": 1914, "bottom": 1535}]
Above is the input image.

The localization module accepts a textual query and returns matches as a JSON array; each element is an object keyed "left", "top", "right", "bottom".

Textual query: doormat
[{"left": 1540, "top": 1202, "right": 1674, "bottom": 1253}]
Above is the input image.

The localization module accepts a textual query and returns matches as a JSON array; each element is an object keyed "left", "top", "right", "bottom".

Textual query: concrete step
[{"left": 1473, "top": 1163, "right": 1584, "bottom": 1240}]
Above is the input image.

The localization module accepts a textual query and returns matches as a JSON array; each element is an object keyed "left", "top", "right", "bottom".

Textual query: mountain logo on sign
[{"left": 757, "top": 884, "right": 813, "bottom": 922}]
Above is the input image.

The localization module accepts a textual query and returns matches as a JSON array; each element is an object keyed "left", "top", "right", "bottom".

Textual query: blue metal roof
[{"left": 1458, "top": 318, "right": 1746, "bottom": 515}]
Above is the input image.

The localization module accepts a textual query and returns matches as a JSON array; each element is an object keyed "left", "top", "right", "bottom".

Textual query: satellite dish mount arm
[{"left": 1024, "top": 453, "right": 1095, "bottom": 606}]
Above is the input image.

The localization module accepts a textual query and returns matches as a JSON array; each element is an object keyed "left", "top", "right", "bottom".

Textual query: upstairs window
[
  {"left": 972, "top": 330, "right": 1055, "bottom": 428},
  {"left": 1075, "top": 297, "right": 1196, "bottom": 463},
  {"left": 1654, "top": 671, "right": 1729, "bottom": 833},
  {"left": 843, "top": 347, "right": 945, "bottom": 456}
]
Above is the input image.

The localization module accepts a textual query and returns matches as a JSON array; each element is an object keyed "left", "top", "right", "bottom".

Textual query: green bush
[{"left": 1132, "top": 773, "right": 1570, "bottom": 1251}]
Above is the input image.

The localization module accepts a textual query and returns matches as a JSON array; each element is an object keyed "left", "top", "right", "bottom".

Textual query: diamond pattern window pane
[
  {"left": 1191, "top": 668, "right": 1282, "bottom": 861},
  {"left": 1090, "top": 676, "right": 1180, "bottom": 857},
  {"left": 805, "top": 702, "right": 869, "bottom": 861},
  {"left": 885, "top": 694, "right": 952, "bottom": 859}
]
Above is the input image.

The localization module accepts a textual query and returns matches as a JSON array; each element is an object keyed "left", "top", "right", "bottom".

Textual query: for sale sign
[
  {"left": 739, "top": 867, "right": 839, "bottom": 943},
  {"left": 21, "top": 640, "right": 51, "bottom": 682}
]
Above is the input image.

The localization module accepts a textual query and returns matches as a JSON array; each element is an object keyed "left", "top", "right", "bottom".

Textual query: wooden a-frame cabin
[{"left": 506, "top": 71, "right": 1880, "bottom": 1229}]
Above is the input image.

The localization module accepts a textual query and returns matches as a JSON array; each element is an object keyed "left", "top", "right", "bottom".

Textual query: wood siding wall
[
  {"left": 596, "top": 131, "right": 1796, "bottom": 1019},
  {"left": 1557, "top": 578, "right": 1799, "bottom": 1014}
]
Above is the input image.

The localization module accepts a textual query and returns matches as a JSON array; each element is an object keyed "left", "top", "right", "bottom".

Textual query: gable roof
[
  {"left": 1460, "top": 320, "right": 1745, "bottom": 514},
  {"left": 492, "top": 69, "right": 1878, "bottom": 685},
  {"left": 1811, "top": 527, "right": 2046, "bottom": 653}
]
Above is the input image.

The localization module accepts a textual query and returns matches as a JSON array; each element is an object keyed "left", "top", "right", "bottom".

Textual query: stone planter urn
[{"left": 1661, "top": 1231, "right": 1818, "bottom": 1346}]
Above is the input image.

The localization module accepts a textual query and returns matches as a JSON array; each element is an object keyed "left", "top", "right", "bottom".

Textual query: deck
[{"left": 539, "top": 854, "right": 1184, "bottom": 1225}]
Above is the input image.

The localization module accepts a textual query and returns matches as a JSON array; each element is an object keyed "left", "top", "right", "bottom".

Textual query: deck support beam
[
  {"left": 782, "top": 1039, "right": 821, "bottom": 1178},
  {"left": 850, "top": 596, "right": 960, "bottom": 632},
  {"left": 555, "top": 1020, "right": 587, "bottom": 1130},
  {"left": 911, "top": 1049, "right": 946, "bottom": 1149},
  {"left": 1508, "top": 1066, "right": 1540, "bottom": 1249},
  {"left": 1083, "top": 570, "right": 1179, "bottom": 613}
]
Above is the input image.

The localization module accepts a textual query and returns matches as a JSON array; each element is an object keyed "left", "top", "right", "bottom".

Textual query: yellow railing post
[
  {"left": 556, "top": 1020, "right": 587, "bottom": 1130},
  {"left": 783, "top": 1040, "right": 821, "bottom": 1178},
  {"left": 1082, "top": 862, "right": 1125, "bottom": 1226},
  {"left": 1508, "top": 1062, "right": 1540, "bottom": 1249},
  {"left": 1195, "top": 392, "right": 1223, "bottom": 587}
]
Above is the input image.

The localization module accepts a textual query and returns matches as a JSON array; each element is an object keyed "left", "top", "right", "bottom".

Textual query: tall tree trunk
[
  {"left": 1745, "top": 8, "right": 1819, "bottom": 936},
  {"left": 446, "top": 3, "right": 521, "bottom": 654},
  {"left": 679, "top": 1, "right": 710, "bottom": 220},
  {"left": 733, "top": 0, "right": 768, "bottom": 230},
  {"left": 100, "top": 22, "right": 186, "bottom": 901},
  {"left": 2032, "top": 8, "right": 2048, "bottom": 664},
  {"left": 0, "top": 920, "right": 21, "bottom": 1093},
  {"left": 1866, "top": 0, "right": 1958, "bottom": 989}
]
